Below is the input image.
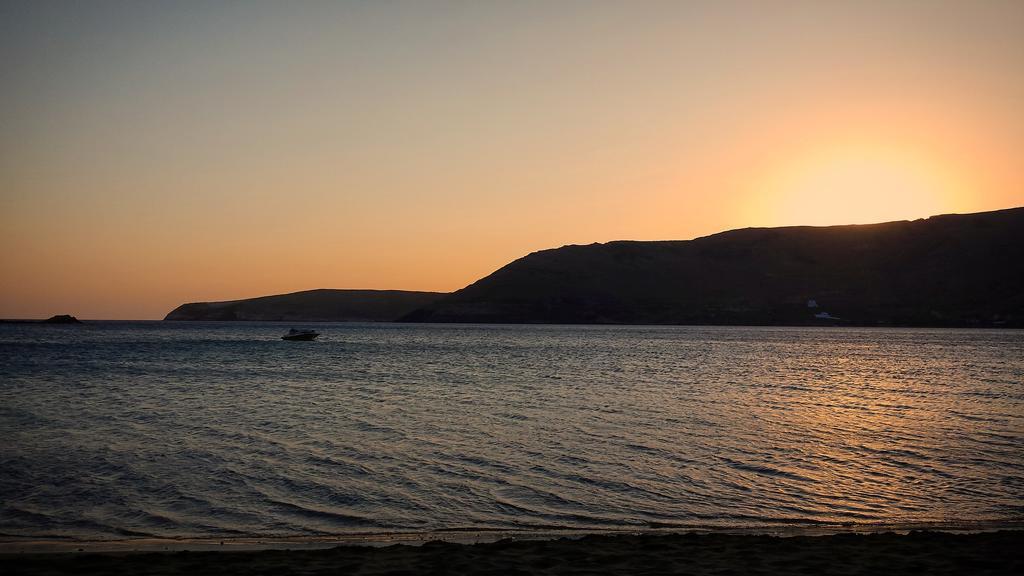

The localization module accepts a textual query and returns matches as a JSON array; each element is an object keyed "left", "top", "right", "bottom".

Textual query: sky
[{"left": 1, "top": 0, "right": 1022, "bottom": 319}]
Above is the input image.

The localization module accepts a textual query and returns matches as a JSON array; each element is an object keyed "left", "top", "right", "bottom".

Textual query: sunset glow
[
  {"left": 745, "top": 144, "right": 966, "bottom": 227},
  {"left": 1, "top": 1, "right": 1022, "bottom": 319}
]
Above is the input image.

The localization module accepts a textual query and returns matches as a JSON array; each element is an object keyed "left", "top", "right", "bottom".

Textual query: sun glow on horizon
[{"left": 743, "top": 144, "right": 966, "bottom": 228}]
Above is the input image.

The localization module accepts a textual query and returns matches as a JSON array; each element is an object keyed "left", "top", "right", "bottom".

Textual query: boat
[{"left": 281, "top": 328, "right": 320, "bottom": 341}]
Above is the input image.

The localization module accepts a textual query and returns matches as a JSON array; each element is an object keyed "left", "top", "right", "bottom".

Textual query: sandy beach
[{"left": 4, "top": 530, "right": 1022, "bottom": 575}]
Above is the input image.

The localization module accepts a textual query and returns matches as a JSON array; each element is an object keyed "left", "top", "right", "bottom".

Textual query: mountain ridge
[
  {"left": 164, "top": 289, "right": 445, "bottom": 322},
  {"left": 164, "top": 208, "right": 1024, "bottom": 327},
  {"left": 401, "top": 207, "right": 1024, "bottom": 327}
]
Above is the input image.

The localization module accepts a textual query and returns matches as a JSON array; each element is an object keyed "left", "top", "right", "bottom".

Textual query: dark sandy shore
[{"left": 4, "top": 530, "right": 1022, "bottom": 576}]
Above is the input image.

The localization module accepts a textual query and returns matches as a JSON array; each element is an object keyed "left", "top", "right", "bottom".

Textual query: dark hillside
[
  {"left": 402, "top": 208, "right": 1024, "bottom": 327},
  {"left": 165, "top": 289, "right": 445, "bottom": 322}
]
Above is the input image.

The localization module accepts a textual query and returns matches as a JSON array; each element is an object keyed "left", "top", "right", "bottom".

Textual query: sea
[{"left": 1, "top": 322, "right": 1022, "bottom": 542}]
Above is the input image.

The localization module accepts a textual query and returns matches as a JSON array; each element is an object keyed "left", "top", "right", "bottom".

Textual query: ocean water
[{"left": 1, "top": 322, "right": 1022, "bottom": 541}]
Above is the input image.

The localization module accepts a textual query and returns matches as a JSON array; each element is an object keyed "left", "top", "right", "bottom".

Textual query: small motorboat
[{"left": 282, "top": 328, "right": 320, "bottom": 341}]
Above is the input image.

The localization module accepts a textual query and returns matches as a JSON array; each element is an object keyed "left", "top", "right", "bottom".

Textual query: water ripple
[{"left": 1, "top": 322, "right": 1022, "bottom": 540}]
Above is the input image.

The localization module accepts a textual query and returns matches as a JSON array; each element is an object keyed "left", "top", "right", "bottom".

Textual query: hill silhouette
[
  {"left": 402, "top": 208, "right": 1024, "bottom": 327},
  {"left": 165, "top": 289, "right": 444, "bottom": 322}
]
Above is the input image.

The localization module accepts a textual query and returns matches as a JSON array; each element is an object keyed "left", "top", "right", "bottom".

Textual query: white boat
[{"left": 281, "top": 328, "right": 319, "bottom": 341}]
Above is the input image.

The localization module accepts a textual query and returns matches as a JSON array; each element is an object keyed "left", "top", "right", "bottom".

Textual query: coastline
[
  {"left": 3, "top": 528, "right": 1022, "bottom": 576},
  {"left": 4, "top": 519, "right": 1022, "bottom": 554}
]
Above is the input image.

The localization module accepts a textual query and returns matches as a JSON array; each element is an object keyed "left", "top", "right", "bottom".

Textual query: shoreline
[
  {"left": 3, "top": 529, "right": 1022, "bottom": 576},
  {"left": 4, "top": 519, "right": 1022, "bottom": 555}
]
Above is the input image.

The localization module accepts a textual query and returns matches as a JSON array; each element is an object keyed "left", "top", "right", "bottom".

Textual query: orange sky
[{"left": 2, "top": 1, "right": 1022, "bottom": 319}]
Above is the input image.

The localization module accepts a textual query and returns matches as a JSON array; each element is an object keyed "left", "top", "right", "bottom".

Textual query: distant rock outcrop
[
  {"left": 165, "top": 289, "right": 446, "bottom": 322},
  {"left": 402, "top": 207, "right": 1024, "bottom": 327},
  {"left": 42, "top": 314, "right": 82, "bottom": 324}
]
